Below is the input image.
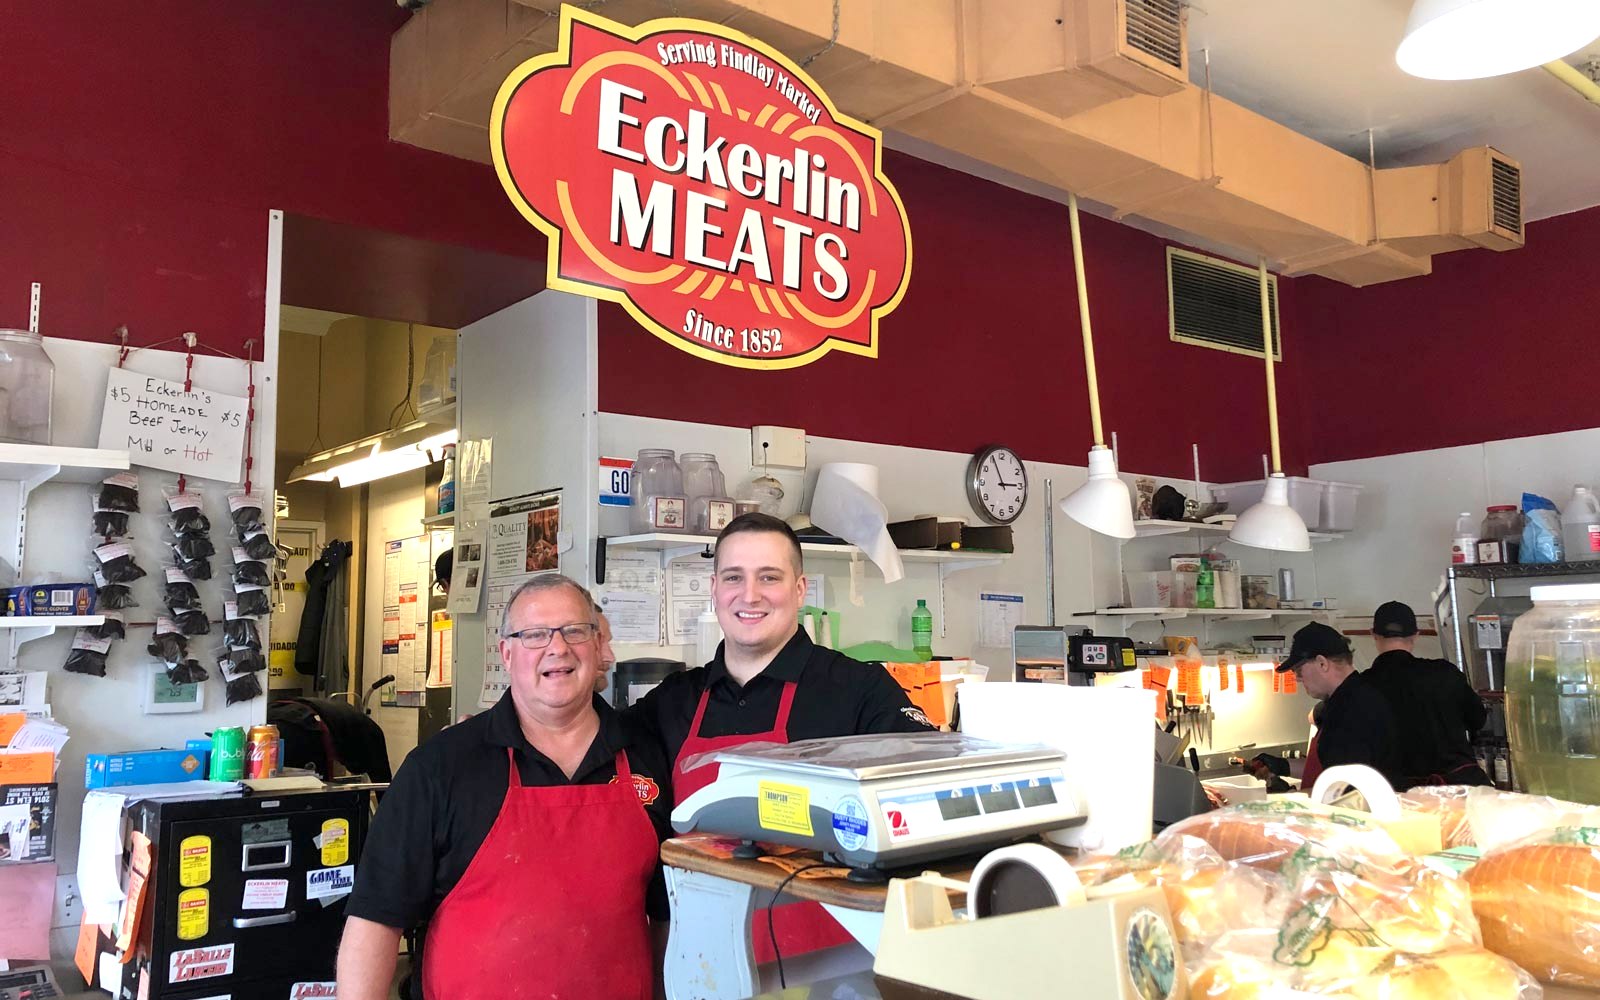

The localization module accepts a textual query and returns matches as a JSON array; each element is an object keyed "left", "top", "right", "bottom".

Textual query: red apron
[
  {"left": 672, "top": 681, "right": 851, "bottom": 962},
  {"left": 672, "top": 681, "right": 798, "bottom": 803},
  {"left": 1300, "top": 733, "right": 1324, "bottom": 788},
  {"left": 422, "top": 748, "right": 657, "bottom": 1000}
]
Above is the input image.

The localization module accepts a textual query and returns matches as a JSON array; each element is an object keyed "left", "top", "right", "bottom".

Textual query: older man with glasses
[{"left": 338, "top": 574, "right": 672, "bottom": 1000}]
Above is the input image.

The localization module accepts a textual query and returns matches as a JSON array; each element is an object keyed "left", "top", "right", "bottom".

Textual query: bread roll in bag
[{"left": 1467, "top": 832, "right": 1600, "bottom": 989}]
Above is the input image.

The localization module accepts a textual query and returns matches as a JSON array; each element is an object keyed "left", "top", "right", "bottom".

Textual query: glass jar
[
  {"left": 0, "top": 330, "right": 54, "bottom": 445},
  {"left": 680, "top": 453, "right": 725, "bottom": 506},
  {"left": 628, "top": 449, "right": 683, "bottom": 534},
  {"left": 1481, "top": 505, "right": 1523, "bottom": 563},
  {"left": 1504, "top": 583, "right": 1600, "bottom": 802}
]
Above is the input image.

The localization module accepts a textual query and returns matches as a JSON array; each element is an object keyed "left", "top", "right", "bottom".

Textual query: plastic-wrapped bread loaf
[
  {"left": 1467, "top": 831, "right": 1600, "bottom": 989},
  {"left": 1155, "top": 800, "right": 1407, "bottom": 871}
]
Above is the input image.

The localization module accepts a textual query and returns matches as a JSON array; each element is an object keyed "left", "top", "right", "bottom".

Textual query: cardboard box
[
  {"left": 0, "top": 783, "right": 56, "bottom": 863},
  {"left": 958, "top": 524, "right": 1013, "bottom": 553},
  {"left": 11, "top": 583, "right": 95, "bottom": 616},
  {"left": 888, "top": 517, "right": 962, "bottom": 550},
  {"left": 84, "top": 749, "right": 207, "bottom": 789}
]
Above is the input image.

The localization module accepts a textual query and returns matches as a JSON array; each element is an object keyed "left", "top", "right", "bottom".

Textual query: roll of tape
[{"left": 968, "top": 843, "right": 1085, "bottom": 918}]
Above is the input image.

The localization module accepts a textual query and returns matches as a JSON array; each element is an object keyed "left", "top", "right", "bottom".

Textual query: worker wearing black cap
[
  {"left": 1277, "top": 622, "right": 1403, "bottom": 788},
  {"left": 1361, "top": 601, "right": 1491, "bottom": 789}
]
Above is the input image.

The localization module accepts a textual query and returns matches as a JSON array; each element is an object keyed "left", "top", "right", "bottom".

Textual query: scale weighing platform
[{"left": 672, "top": 732, "right": 1088, "bottom": 876}]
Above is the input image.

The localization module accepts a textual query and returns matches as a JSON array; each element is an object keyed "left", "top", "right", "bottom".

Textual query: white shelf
[
  {"left": 1081, "top": 607, "right": 1324, "bottom": 625},
  {"left": 422, "top": 512, "right": 455, "bottom": 527},
  {"left": 1130, "top": 519, "right": 1346, "bottom": 544},
  {"left": 0, "top": 615, "right": 103, "bottom": 628},
  {"left": 0, "top": 614, "right": 105, "bottom": 646},
  {"left": 0, "top": 444, "right": 130, "bottom": 484},
  {"left": 416, "top": 400, "right": 457, "bottom": 427},
  {"left": 606, "top": 532, "right": 1010, "bottom": 564}
]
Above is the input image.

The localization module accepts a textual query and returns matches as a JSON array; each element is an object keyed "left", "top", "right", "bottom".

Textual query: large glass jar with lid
[
  {"left": 680, "top": 453, "right": 729, "bottom": 533},
  {"left": 1504, "top": 583, "right": 1600, "bottom": 803},
  {"left": 628, "top": 449, "right": 684, "bottom": 534},
  {"left": 1480, "top": 505, "right": 1524, "bottom": 563},
  {"left": 0, "top": 330, "right": 54, "bottom": 444}
]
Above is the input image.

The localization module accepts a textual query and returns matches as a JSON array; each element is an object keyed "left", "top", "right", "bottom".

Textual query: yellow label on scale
[
  {"left": 176, "top": 887, "right": 209, "bottom": 940},
  {"left": 320, "top": 818, "right": 350, "bottom": 867},
  {"left": 179, "top": 835, "right": 212, "bottom": 887},
  {"left": 757, "top": 782, "right": 813, "bottom": 837}
]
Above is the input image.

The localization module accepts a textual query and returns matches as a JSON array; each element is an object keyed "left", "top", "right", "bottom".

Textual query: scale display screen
[{"left": 881, "top": 771, "right": 1066, "bottom": 841}]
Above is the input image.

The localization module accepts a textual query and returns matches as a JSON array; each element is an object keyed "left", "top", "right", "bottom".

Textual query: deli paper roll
[{"left": 809, "top": 462, "right": 904, "bottom": 584}]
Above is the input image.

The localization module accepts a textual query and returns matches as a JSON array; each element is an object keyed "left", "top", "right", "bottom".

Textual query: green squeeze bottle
[{"left": 911, "top": 599, "right": 934, "bottom": 660}]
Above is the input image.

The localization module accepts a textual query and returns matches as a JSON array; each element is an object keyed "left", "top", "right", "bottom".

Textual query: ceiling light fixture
[
  {"left": 1229, "top": 258, "right": 1311, "bottom": 553},
  {"left": 288, "top": 420, "right": 457, "bottom": 488},
  {"left": 1057, "top": 192, "right": 1136, "bottom": 540},
  {"left": 1397, "top": 0, "right": 1600, "bottom": 80}
]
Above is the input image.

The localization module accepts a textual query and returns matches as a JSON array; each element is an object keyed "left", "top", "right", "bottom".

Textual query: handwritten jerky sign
[{"left": 491, "top": 8, "right": 911, "bottom": 370}]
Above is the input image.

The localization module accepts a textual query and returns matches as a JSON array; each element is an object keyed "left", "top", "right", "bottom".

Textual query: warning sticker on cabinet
[
  {"left": 306, "top": 865, "right": 355, "bottom": 902},
  {"left": 757, "top": 781, "right": 813, "bottom": 837},
  {"left": 317, "top": 818, "right": 349, "bottom": 867},
  {"left": 180, "top": 835, "right": 212, "bottom": 888},
  {"left": 177, "top": 888, "right": 210, "bottom": 941}
]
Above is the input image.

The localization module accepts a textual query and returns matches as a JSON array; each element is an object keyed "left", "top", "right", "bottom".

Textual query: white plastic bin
[
  {"left": 1319, "top": 480, "right": 1364, "bottom": 532},
  {"left": 1212, "top": 477, "right": 1324, "bottom": 529},
  {"left": 1124, "top": 571, "right": 1173, "bottom": 608},
  {"left": 1202, "top": 774, "right": 1268, "bottom": 804}
]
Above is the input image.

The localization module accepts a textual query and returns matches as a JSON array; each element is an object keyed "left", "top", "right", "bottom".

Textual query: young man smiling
[{"left": 626, "top": 512, "right": 932, "bottom": 806}]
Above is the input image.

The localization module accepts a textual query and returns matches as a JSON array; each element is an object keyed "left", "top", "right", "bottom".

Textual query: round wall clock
[{"left": 967, "top": 445, "right": 1028, "bottom": 525}]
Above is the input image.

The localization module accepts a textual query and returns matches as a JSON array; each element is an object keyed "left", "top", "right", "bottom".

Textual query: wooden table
[{"left": 660, "top": 835, "right": 1075, "bottom": 1000}]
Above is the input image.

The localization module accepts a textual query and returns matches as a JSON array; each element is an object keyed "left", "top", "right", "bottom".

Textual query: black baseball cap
[
  {"left": 1276, "top": 621, "right": 1352, "bottom": 672},
  {"left": 1372, "top": 600, "right": 1419, "bottom": 638}
]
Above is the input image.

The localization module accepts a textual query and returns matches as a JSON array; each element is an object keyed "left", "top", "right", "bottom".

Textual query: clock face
[{"left": 968, "top": 447, "right": 1028, "bottom": 525}]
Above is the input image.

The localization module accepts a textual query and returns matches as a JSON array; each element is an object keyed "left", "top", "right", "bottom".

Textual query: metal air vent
[
  {"left": 1491, "top": 157, "right": 1522, "bottom": 237},
  {"left": 1167, "top": 248, "right": 1281, "bottom": 360},
  {"left": 1124, "top": 0, "right": 1184, "bottom": 70}
]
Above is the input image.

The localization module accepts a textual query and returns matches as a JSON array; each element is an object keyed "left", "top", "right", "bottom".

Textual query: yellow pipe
[
  {"left": 1543, "top": 60, "right": 1600, "bottom": 106},
  {"left": 1258, "top": 256, "right": 1282, "bottom": 475},
  {"left": 1066, "top": 192, "right": 1105, "bottom": 447}
]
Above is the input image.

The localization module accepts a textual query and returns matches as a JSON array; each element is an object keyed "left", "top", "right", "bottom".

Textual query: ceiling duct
[{"left": 390, "top": 0, "right": 1527, "bottom": 288}]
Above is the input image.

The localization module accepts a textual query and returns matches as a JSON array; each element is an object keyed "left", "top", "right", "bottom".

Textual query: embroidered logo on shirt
[
  {"left": 901, "top": 706, "right": 933, "bottom": 728},
  {"left": 612, "top": 772, "right": 661, "bottom": 806}
]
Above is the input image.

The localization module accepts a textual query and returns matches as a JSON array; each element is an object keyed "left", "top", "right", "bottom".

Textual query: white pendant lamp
[
  {"left": 1058, "top": 192, "right": 1136, "bottom": 540},
  {"left": 1397, "top": 0, "right": 1600, "bottom": 80},
  {"left": 1228, "top": 258, "right": 1311, "bottom": 553}
]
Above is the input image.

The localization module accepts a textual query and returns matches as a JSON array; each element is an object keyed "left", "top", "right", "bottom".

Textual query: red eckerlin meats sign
[{"left": 491, "top": 7, "right": 911, "bottom": 370}]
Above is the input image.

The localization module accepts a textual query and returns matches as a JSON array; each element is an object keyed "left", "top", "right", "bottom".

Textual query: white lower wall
[
  {"left": 1311, "top": 423, "right": 1600, "bottom": 665},
  {"left": 16, "top": 339, "right": 275, "bottom": 882},
  {"left": 598, "top": 413, "right": 1317, "bottom": 749}
]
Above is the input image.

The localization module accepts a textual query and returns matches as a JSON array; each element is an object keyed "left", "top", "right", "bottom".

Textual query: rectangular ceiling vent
[
  {"left": 1491, "top": 156, "right": 1522, "bottom": 237},
  {"left": 1124, "top": 0, "right": 1184, "bottom": 70},
  {"left": 1168, "top": 247, "right": 1281, "bottom": 360}
]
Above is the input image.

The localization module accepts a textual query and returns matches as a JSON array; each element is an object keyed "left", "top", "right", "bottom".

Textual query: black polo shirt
[
  {"left": 1316, "top": 669, "right": 1403, "bottom": 788},
  {"left": 1362, "top": 650, "right": 1490, "bottom": 788},
  {"left": 625, "top": 628, "right": 934, "bottom": 764},
  {"left": 345, "top": 692, "right": 674, "bottom": 930}
]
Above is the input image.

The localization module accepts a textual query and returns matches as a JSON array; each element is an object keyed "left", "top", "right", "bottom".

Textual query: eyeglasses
[{"left": 505, "top": 623, "right": 598, "bottom": 649}]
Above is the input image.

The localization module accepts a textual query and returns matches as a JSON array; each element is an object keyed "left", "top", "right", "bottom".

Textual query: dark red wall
[
  {"left": 599, "top": 150, "right": 1312, "bottom": 482},
  {"left": 14, "top": 3, "right": 1589, "bottom": 482},
  {"left": 1295, "top": 205, "right": 1600, "bottom": 466},
  {"left": 0, "top": 2, "right": 539, "bottom": 357}
]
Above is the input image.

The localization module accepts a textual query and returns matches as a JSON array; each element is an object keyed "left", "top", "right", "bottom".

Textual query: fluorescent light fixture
[
  {"left": 288, "top": 420, "right": 456, "bottom": 488},
  {"left": 1060, "top": 445, "right": 1136, "bottom": 540},
  {"left": 1228, "top": 474, "right": 1311, "bottom": 552},
  {"left": 1397, "top": 0, "right": 1600, "bottom": 79}
]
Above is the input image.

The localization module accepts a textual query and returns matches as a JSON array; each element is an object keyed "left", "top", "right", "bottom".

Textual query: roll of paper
[{"left": 809, "top": 462, "right": 904, "bottom": 584}]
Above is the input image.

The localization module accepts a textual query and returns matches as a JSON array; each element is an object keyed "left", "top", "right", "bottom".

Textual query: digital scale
[{"left": 671, "top": 732, "right": 1088, "bottom": 877}]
